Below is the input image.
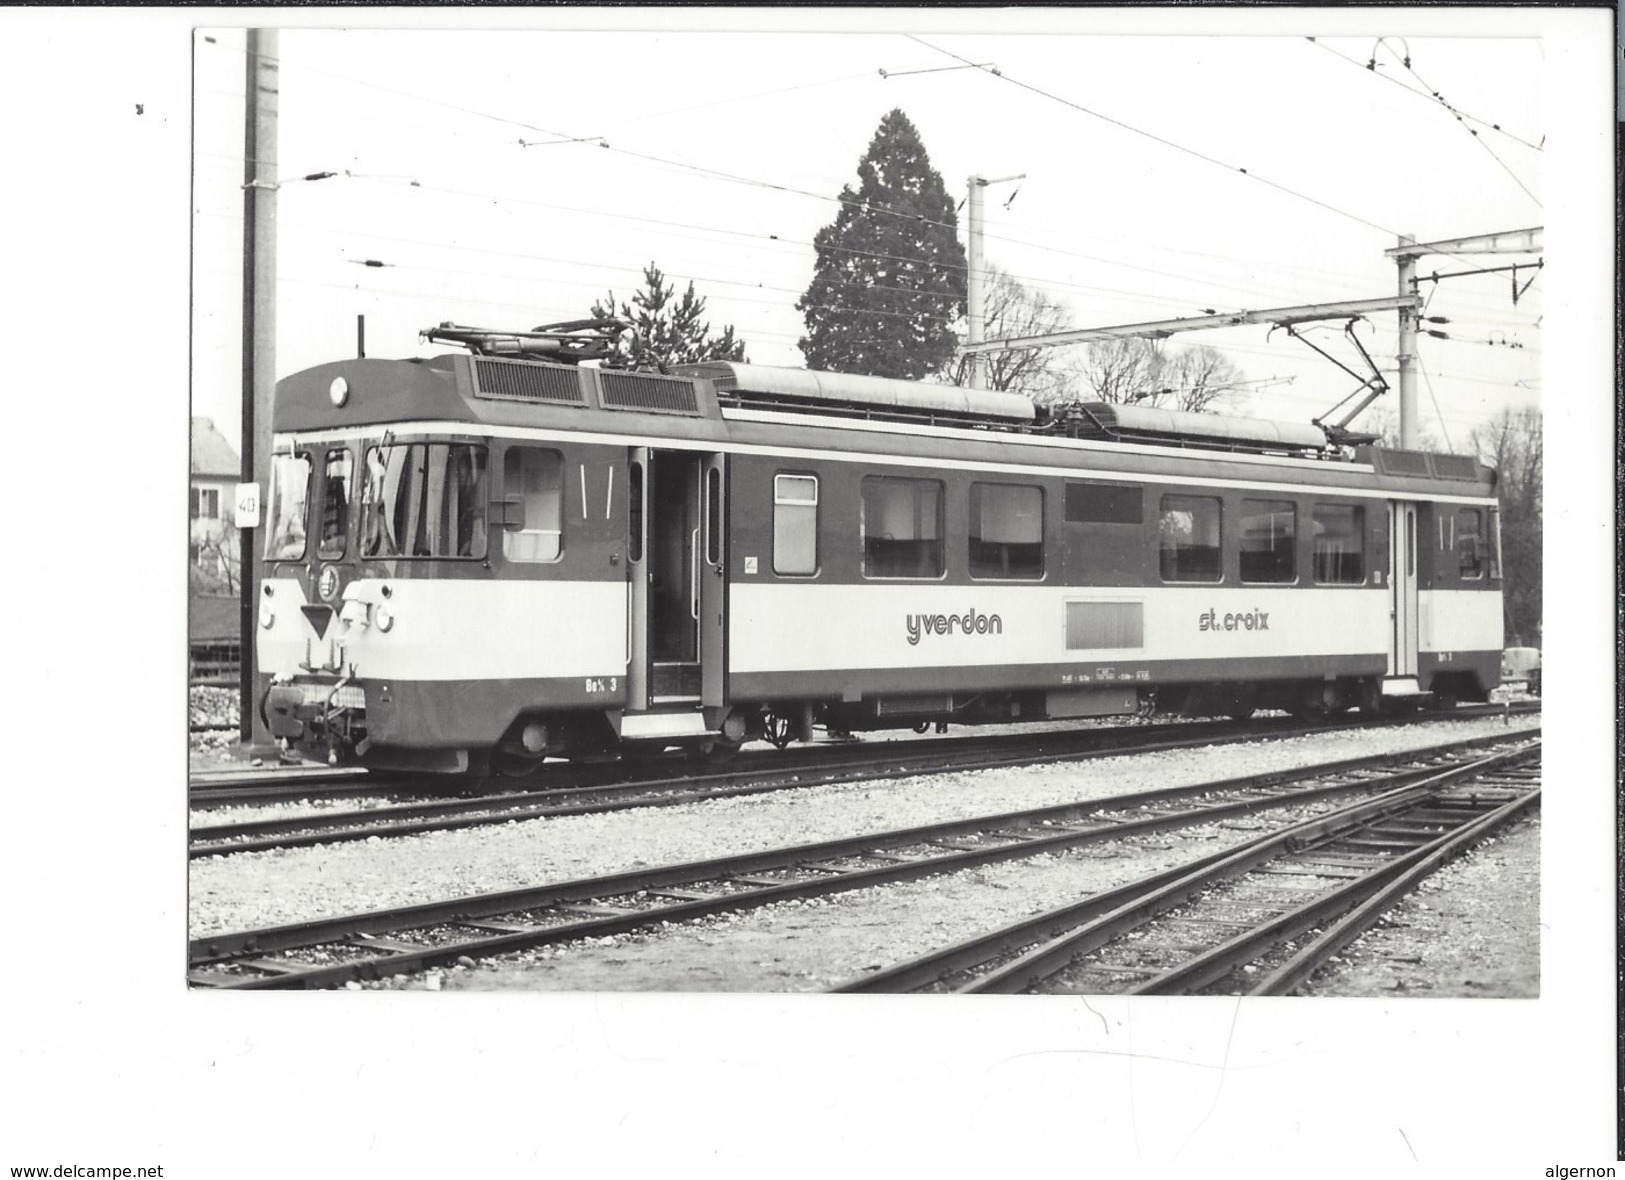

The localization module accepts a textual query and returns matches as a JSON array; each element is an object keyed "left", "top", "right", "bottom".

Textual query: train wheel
[{"left": 692, "top": 737, "right": 742, "bottom": 765}]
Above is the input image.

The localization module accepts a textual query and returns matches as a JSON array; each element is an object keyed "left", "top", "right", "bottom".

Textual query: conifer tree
[
  {"left": 591, "top": 263, "right": 745, "bottom": 370},
  {"left": 797, "top": 109, "right": 967, "bottom": 380}
]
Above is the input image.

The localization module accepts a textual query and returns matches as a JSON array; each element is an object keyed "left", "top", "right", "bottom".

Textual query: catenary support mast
[{"left": 239, "top": 28, "right": 278, "bottom": 749}]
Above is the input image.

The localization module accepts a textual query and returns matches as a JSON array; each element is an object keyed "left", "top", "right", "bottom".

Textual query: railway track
[
  {"left": 188, "top": 705, "right": 1540, "bottom": 858},
  {"left": 832, "top": 742, "right": 1539, "bottom": 995},
  {"left": 188, "top": 732, "right": 1534, "bottom": 989}
]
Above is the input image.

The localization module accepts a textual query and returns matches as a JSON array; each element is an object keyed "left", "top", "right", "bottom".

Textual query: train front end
[{"left": 254, "top": 355, "right": 507, "bottom": 773}]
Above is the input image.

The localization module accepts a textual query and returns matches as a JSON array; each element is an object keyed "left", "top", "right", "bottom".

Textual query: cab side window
[
  {"left": 503, "top": 447, "right": 564, "bottom": 563},
  {"left": 1452, "top": 507, "right": 1484, "bottom": 579}
]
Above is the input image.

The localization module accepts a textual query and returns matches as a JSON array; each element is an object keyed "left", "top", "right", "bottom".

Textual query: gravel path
[{"left": 190, "top": 716, "right": 1536, "bottom": 943}]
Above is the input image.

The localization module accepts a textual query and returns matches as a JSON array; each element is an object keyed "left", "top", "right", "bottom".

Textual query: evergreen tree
[
  {"left": 591, "top": 262, "right": 745, "bottom": 370},
  {"left": 797, "top": 109, "right": 967, "bottom": 380}
]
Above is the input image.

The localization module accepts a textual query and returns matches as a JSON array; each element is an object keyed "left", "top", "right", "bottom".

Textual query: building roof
[{"left": 191, "top": 417, "right": 240, "bottom": 480}]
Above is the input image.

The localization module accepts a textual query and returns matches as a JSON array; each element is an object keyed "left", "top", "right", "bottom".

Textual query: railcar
[{"left": 256, "top": 327, "right": 1504, "bottom": 772}]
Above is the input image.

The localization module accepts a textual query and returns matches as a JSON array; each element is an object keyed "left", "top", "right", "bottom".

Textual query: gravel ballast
[{"left": 190, "top": 716, "right": 1536, "bottom": 944}]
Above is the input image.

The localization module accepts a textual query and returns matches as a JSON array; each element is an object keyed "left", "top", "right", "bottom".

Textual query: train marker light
[
  {"left": 259, "top": 604, "right": 275, "bottom": 629},
  {"left": 374, "top": 605, "right": 395, "bottom": 633}
]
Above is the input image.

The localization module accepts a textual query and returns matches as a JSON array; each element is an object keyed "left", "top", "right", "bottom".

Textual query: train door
[
  {"left": 1387, "top": 502, "right": 1419, "bottom": 678},
  {"left": 626, "top": 449, "right": 726, "bottom": 711}
]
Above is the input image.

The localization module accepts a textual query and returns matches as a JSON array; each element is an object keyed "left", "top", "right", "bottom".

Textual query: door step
[{"left": 620, "top": 710, "right": 713, "bottom": 741}]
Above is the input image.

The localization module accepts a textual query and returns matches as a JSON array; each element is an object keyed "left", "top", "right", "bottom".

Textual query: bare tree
[
  {"left": 190, "top": 522, "right": 240, "bottom": 595},
  {"left": 1069, "top": 337, "right": 1165, "bottom": 404},
  {"left": 1471, "top": 406, "right": 1542, "bottom": 647},
  {"left": 1157, "top": 344, "right": 1242, "bottom": 412},
  {"left": 948, "top": 266, "right": 1073, "bottom": 402},
  {"left": 1066, "top": 337, "right": 1243, "bottom": 412},
  {"left": 1362, "top": 406, "right": 1443, "bottom": 452}
]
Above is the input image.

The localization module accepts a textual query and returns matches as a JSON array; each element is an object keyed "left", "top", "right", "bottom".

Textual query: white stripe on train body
[
  {"left": 258, "top": 577, "right": 626, "bottom": 682},
  {"left": 728, "top": 583, "right": 1392, "bottom": 676},
  {"left": 1419, "top": 589, "right": 1504, "bottom": 654}
]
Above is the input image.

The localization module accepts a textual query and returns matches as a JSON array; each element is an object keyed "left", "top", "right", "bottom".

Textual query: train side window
[
  {"left": 1158, "top": 494, "right": 1222, "bottom": 582},
  {"left": 265, "top": 451, "right": 312, "bottom": 561},
  {"left": 1239, "top": 498, "right": 1296, "bottom": 583},
  {"left": 1452, "top": 507, "right": 1484, "bottom": 579},
  {"left": 503, "top": 447, "right": 564, "bottom": 563},
  {"left": 969, "top": 483, "right": 1044, "bottom": 579},
  {"left": 773, "top": 473, "right": 818, "bottom": 576},
  {"left": 1311, "top": 504, "right": 1365, "bottom": 584},
  {"left": 706, "top": 467, "right": 722, "bottom": 564},
  {"left": 317, "top": 447, "right": 353, "bottom": 560},
  {"left": 1487, "top": 507, "right": 1503, "bottom": 580},
  {"left": 861, "top": 476, "right": 943, "bottom": 579}
]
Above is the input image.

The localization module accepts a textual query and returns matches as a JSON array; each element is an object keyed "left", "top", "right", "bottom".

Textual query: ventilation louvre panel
[
  {"left": 1378, "top": 449, "right": 1433, "bottom": 476},
  {"left": 599, "top": 372, "right": 701, "bottom": 415},
  {"left": 1429, "top": 454, "right": 1480, "bottom": 480},
  {"left": 474, "top": 359, "right": 587, "bottom": 406}
]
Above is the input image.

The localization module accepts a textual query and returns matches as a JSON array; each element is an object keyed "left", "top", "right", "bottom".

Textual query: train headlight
[
  {"left": 374, "top": 605, "right": 395, "bottom": 633},
  {"left": 329, "top": 377, "right": 350, "bottom": 407},
  {"left": 259, "top": 604, "right": 275, "bottom": 629}
]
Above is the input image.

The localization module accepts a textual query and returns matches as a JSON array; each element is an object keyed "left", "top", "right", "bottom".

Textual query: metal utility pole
[
  {"left": 1395, "top": 234, "right": 1419, "bottom": 447},
  {"left": 239, "top": 28, "right": 278, "bottom": 750},
  {"left": 1384, "top": 226, "right": 1543, "bottom": 449},
  {"left": 964, "top": 173, "right": 1024, "bottom": 390}
]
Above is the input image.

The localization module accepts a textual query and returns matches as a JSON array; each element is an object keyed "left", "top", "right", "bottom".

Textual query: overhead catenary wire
[
  {"left": 1380, "top": 41, "right": 1542, "bottom": 209},
  {"left": 903, "top": 34, "right": 1401, "bottom": 238},
  {"left": 1303, "top": 37, "right": 1544, "bottom": 152}
]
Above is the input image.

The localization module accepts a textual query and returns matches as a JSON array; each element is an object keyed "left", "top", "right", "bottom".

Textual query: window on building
[
  {"left": 265, "top": 452, "right": 312, "bottom": 561},
  {"left": 1311, "top": 504, "right": 1365, "bottom": 584},
  {"left": 1159, "top": 494, "right": 1222, "bottom": 582},
  {"left": 500, "top": 447, "right": 563, "bottom": 562},
  {"left": 1453, "top": 507, "right": 1484, "bottom": 579},
  {"left": 363, "top": 442, "right": 488, "bottom": 559},
  {"left": 861, "top": 476, "right": 943, "bottom": 578},
  {"left": 1064, "top": 481, "right": 1142, "bottom": 525},
  {"left": 317, "top": 448, "right": 353, "bottom": 560},
  {"left": 190, "top": 487, "right": 220, "bottom": 521},
  {"left": 969, "top": 483, "right": 1044, "bottom": 579},
  {"left": 1239, "top": 498, "right": 1296, "bottom": 583},
  {"left": 773, "top": 474, "right": 818, "bottom": 575}
]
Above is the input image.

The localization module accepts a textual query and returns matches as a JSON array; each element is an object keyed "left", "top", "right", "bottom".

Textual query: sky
[{"left": 192, "top": 17, "right": 1551, "bottom": 454}]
